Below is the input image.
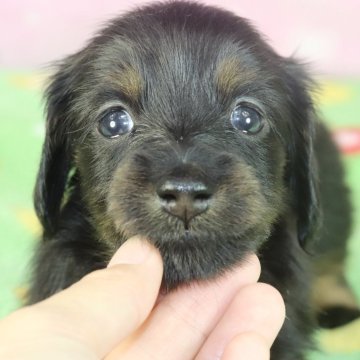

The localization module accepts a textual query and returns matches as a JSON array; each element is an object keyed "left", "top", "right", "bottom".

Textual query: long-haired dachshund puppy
[{"left": 30, "top": 2, "right": 358, "bottom": 358}]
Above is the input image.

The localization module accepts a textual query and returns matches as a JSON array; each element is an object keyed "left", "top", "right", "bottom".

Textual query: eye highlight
[
  {"left": 230, "top": 105, "right": 263, "bottom": 135},
  {"left": 98, "top": 109, "right": 134, "bottom": 138}
]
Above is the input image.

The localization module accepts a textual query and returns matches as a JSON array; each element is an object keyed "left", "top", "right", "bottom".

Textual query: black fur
[{"left": 30, "top": 2, "right": 353, "bottom": 359}]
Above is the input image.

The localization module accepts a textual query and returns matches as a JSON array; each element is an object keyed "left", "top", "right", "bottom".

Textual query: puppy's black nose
[{"left": 157, "top": 180, "right": 212, "bottom": 224}]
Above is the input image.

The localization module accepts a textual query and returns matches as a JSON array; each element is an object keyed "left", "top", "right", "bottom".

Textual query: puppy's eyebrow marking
[
  {"left": 215, "top": 57, "right": 257, "bottom": 95},
  {"left": 109, "top": 65, "right": 143, "bottom": 102}
]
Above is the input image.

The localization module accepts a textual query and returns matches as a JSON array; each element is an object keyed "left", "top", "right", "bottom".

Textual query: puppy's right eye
[
  {"left": 98, "top": 109, "right": 134, "bottom": 138},
  {"left": 230, "top": 105, "right": 263, "bottom": 135}
]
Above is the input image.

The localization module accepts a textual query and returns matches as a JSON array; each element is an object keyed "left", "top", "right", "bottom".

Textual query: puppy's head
[{"left": 35, "top": 1, "right": 319, "bottom": 288}]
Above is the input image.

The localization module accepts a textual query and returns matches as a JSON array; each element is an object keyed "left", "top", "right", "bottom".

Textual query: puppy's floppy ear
[
  {"left": 34, "top": 54, "right": 83, "bottom": 238},
  {"left": 282, "top": 59, "right": 320, "bottom": 249}
]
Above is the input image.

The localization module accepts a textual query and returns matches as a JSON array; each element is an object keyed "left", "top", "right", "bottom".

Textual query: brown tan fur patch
[
  {"left": 215, "top": 57, "right": 257, "bottom": 96},
  {"left": 110, "top": 65, "right": 143, "bottom": 102},
  {"left": 312, "top": 254, "right": 358, "bottom": 310}
]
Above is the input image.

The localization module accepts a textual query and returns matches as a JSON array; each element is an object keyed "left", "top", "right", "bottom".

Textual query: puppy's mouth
[{"left": 110, "top": 194, "right": 267, "bottom": 249}]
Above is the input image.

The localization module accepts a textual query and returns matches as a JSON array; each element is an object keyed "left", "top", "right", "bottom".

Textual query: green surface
[
  {"left": 0, "top": 71, "right": 359, "bottom": 358},
  {"left": 0, "top": 71, "right": 44, "bottom": 316}
]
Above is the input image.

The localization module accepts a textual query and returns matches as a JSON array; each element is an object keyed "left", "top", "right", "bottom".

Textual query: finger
[
  {"left": 25, "top": 237, "right": 163, "bottom": 358},
  {"left": 106, "top": 254, "right": 261, "bottom": 360},
  {"left": 222, "top": 332, "right": 270, "bottom": 360},
  {"left": 195, "top": 282, "right": 285, "bottom": 359}
]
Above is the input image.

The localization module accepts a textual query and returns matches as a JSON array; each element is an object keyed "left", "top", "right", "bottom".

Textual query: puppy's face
[{"left": 36, "top": 2, "right": 318, "bottom": 288}]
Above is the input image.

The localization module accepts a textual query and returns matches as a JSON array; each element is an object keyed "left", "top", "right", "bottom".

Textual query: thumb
[{"left": 27, "top": 237, "right": 163, "bottom": 358}]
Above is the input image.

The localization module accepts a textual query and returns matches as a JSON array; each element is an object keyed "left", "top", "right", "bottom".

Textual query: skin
[{"left": 0, "top": 236, "right": 285, "bottom": 360}]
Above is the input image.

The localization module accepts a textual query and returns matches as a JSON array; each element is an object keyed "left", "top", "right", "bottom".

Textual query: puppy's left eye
[
  {"left": 98, "top": 109, "right": 134, "bottom": 138},
  {"left": 230, "top": 105, "right": 263, "bottom": 135}
]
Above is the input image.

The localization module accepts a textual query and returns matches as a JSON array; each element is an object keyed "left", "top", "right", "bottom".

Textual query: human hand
[{"left": 0, "top": 237, "right": 285, "bottom": 359}]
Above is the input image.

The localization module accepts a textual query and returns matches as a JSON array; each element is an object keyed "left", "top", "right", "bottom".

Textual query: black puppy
[{"left": 30, "top": 1, "right": 357, "bottom": 358}]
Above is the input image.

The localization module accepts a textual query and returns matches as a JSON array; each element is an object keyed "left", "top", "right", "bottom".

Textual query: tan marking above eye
[
  {"left": 215, "top": 57, "right": 257, "bottom": 96},
  {"left": 109, "top": 65, "right": 143, "bottom": 102}
]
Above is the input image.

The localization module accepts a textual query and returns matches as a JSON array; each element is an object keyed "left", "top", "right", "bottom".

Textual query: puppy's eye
[
  {"left": 98, "top": 110, "right": 134, "bottom": 138},
  {"left": 230, "top": 105, "right": 263, "bottom": 135}
]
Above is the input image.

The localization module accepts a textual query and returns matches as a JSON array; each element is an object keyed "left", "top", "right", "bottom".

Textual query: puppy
[{"left": 30, "top": 1, "right": 357, "bottom": 358}]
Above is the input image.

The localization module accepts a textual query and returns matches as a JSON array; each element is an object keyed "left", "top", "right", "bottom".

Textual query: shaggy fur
[{"left": 30, "top": 2, "right": 355, "bottom": 358}]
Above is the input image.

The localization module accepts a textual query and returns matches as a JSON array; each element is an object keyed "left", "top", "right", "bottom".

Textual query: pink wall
[{"left": 1, "top": 0, "right": 359, "bottom": 75}]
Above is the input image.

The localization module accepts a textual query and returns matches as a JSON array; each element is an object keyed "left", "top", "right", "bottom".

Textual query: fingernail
[{"left": 108, "top": 237, "right": 154, "bottom": 266}]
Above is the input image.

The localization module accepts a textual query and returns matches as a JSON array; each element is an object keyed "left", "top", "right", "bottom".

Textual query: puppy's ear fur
[
  {"left": 282, "top": 59, "right": 320, "bottom": 249},
  {"left": 34, "top": 54, "right": 83, "bottom": 238}
]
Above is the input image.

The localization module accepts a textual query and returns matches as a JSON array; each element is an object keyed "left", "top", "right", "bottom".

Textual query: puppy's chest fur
[{"left": 30, "top": 2, "right": 354, "bottom": 359}]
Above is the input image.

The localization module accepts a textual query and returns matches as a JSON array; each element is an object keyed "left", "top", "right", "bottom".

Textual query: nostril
[
  {"left": 159, "top": 192, "right": 177, "bottom": 203},
  {"left": 194, "top": 192, "right": 211, "bottom": 202},
  {"left": 193, "top": 192, "right": 211, "bottom": 215}
]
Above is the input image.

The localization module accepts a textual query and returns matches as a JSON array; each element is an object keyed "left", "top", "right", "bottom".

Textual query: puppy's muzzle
[{"left": 157, "top": 179, "right": 212, "bottom": 226}]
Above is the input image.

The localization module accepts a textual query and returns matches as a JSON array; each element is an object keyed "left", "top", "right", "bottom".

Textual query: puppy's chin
[{"left": 118, "top": 225, "right": 268, "bottom": 290}]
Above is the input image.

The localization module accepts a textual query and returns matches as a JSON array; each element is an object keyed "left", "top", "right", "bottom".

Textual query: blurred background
[{"left": 0, "top": 1, "right": 359, "bottom": 359}]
